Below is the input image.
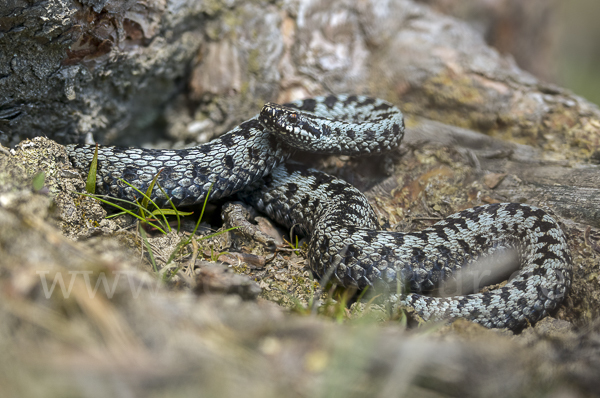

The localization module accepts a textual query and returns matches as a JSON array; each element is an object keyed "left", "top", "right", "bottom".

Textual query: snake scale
[{"left": 67, "top": 94, "right": 572, "bottom": 330}]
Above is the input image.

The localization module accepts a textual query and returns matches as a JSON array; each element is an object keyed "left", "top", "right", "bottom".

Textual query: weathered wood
[
  {"left": 2, "top": 0, "right": 598, "bottom": 162},
  {"left": 405, "top": 118, "right": 600, "bottom": 227}
]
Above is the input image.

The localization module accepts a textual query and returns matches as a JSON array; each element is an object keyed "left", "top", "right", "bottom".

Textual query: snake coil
[{"left": 67, "top": 95, "right": 572, "bottom": 330}]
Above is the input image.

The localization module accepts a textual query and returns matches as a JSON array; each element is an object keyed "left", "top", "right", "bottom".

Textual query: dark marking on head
[
  {"left": 504, "top": 203, "right": 520, "bottom": 217},
  {"left": 324, "top": 95, "right": 338, "bottom": 109},
  {"left": 262, "top": 174, "right": 273, "bottom": 186},
  {"left": 489, "top": 306, "right": 499, "bottom": 318},
  {"left": 373, "top": 102, "right": 391, "bottom": 112},
  {"left": 267, "top": 133, "right": 281, "bottom": 150},
  {"left": 308, "top": 172, "right": 337, "bottom": 191},
  {"left": 285, "top": 183, "right": 298, "bottom": 196},
  {"left": 224, "top": 155, "right": 234, "bottom": 169},
  {"left": 237, "top": 123, "right": 253, "bottom": 139},
  {"left": 198, "top": 145, "right": 211, "bottom": 154},
  {"left": 247, "top": 147, "right": 260, "bottom": 161},
  {"left": 505, "top": 318, "right": 517, "bottom": 330},
  {"left": 293, "top": 98, "right": 316, "bottom": 112},
  {"left": 481, "top": 292, "right": 492, "bottom": 306},
  {"left": 457, "top": 297, "right": 469, "bottom": 308},
  {"left": 411, "top": 248, "right": 426, "bottom": 265},
  {"left": 193, "top": 166, "right": 211, "bottom": 181},
  {"left": 361, "top": 231, "right": 378, "bottom": 244},
  {"left": 300, "top": 195, "right": 309, "bottom": 208},
  {"left": 434, "top": 229, "right": 449, "bottom": 243},
  {"left": 343, "top": 95, "right": 358, "bottom": 106},
  {"left": 359, "top": 97, "right": 376, "bottom": 107},
  {"left": 220, "top": 134, "right": 235, "bottom": 148},
  {"left": 302, "top": 120, "right": 321, "bottom": 139},
  {"left": 532, "top": 251, "right": 561, "bottom": 267},
  {"left": 241, "top": 118, "right": 262, "bottom": 131},
  {"left": 284, "top": 163, "right": 311, "bottom": 175},
  {"left": 453, "top": 240, "right": 471, "bottom": 259},
  {"left": 474, "top": 233, "right": 488, "bottom": 248},
  {"left": 122, "top": 167, "right": 138, "bottom": 180},
  {"left": 512, "top": 281, "right": 527, "bottom": 290},
  {"left": 535, "top": 233, "right": 560, "bottom": 246},
  {"left": 499, "top": 287, "right": 511, "bottom": 301}
]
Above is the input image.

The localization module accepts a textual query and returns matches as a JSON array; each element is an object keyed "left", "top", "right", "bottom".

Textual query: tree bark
[{"left": 2, "top": 0, "right": 598, "bottom": 155}]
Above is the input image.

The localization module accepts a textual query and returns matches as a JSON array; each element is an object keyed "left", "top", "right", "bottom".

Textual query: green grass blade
[
  {"left": 75, "top": 192, "right": 167, "bottom": 234},
  {"left": 105, "top": 211, "right": 128, "bottom": 219},
  {"left": 165, "top": 184, "right": 214, "bottom": 266},
  {"left": 32, "top": 171, "right": 45, "bottom": 192},
  {"left": 140, "top": 168, "right": 163, "bottom": 211},
  {"left": 139, "top": 226, "right": 158, "bottom": 272},
  {"left": 157, "top": 182, "right": 183, "bottom": 232},
  {"left": 118, "top": 178, "right": 171, "bottom": 232},
  {"left": 150, "top": 209, "right": 193, "bottom": 217},
  {"left": 80, "top": 192, "right": 154, "bottom": 219},
  {"left": 191, "top": 183, "right": 213, "bottom": 238},
  {"left": 211, "top": 250, "right": 229, "bottom": 262},
  {"left": 195, "top": 226, "right": 239, "bottom": 242},
  {"left": 85, "top": 144, "right": 99, "bottom": 194},
  {"left": 165, "top": 239, "right": 189, "bottom": 266}
]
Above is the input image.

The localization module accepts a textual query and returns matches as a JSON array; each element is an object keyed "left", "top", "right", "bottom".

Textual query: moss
[
  {"left": 422, "top": 71, "right": 486, "bottom": 109},
  {"left": 201, "top": 0, "right": 229, "bottom": 17},
  {"left": 247, "top": 48, "right": 262, "bottom": 76}
]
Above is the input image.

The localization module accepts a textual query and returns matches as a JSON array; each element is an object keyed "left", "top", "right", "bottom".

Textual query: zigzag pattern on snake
[{"left": 66, "top": 94, "right": 572, "bottom": 330}]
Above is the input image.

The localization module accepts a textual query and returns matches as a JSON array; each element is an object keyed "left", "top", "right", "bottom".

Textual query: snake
[{"left": 66, "top": 94, "right": 572, "bottom": 330}]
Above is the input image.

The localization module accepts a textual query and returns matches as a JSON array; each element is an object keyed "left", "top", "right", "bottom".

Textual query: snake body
[
  {"left": 68, "top": 95, "right": 402, "bottom": 207},
  {"left": 67, "top": 95, "right": 572, "bottom": 330}
]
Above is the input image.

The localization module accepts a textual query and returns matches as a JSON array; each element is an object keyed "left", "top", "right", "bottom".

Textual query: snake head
[
  {"left": 259, "top": 102, "right": 325, "bottom": 152},
  {"left": 259, "top": 102, "right": 304, "bottom": 135}
]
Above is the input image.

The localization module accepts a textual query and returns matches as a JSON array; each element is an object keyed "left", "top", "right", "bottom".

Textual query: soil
[{"left": 1, "top": 129, "right": 599, "bottom": 397}]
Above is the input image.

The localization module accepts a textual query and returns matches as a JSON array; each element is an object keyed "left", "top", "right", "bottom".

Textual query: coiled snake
[{"left": 67, "top": 95, "right": 572, "bottom": 330}]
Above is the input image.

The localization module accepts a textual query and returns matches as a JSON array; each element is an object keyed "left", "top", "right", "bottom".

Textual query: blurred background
[
  {"left": 418, "top": 0, "right": 600, "bottom": 106},
  {"left": 554, "top": 0, "right": 600, "bottom": 106}
]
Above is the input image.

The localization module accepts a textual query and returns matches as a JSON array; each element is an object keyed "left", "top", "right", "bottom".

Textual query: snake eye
[{"left": 286, "top": 113, "right": 298, "bottom": 123}]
